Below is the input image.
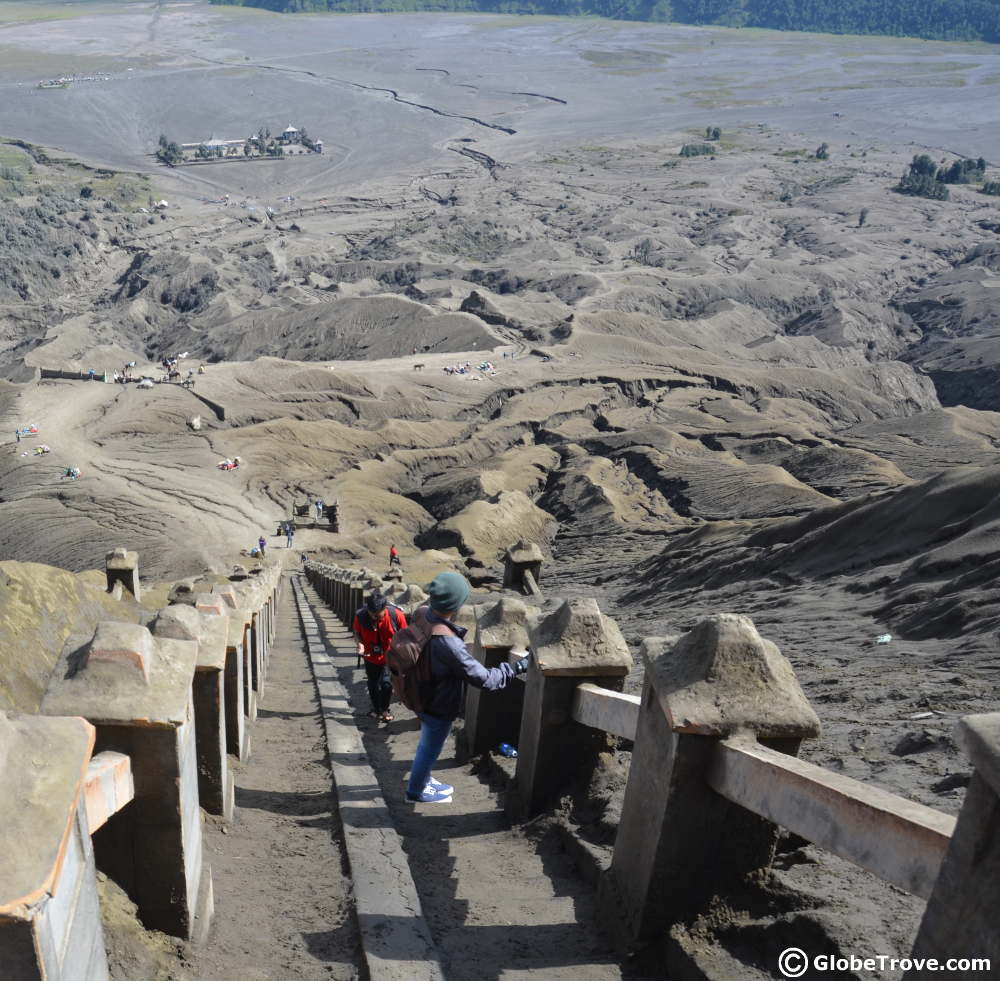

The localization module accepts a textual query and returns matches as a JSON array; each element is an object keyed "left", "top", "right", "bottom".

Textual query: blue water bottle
[{"left": 498, "top": 743, "right": 518, "bottom": 758}]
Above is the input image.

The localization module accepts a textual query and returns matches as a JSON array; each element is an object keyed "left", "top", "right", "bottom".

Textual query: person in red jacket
[
  {"left": 353, "top": 592, "right": 407, "bottom": 722},
  {"left": 389, "top": 544, "right": 401, "bottom": 568}
]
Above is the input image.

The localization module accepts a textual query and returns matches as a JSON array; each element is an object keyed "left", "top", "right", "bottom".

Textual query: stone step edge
[{"left": 289, "top": 574, "right": 446, "bottom": 981}]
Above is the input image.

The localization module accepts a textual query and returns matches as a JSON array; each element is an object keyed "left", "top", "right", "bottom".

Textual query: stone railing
[
  {"left": 303, "top": 561, "right": 998, "bottom": 976},
  {"left": 0, "top": 551, "right": 282, "bottom": 981}
]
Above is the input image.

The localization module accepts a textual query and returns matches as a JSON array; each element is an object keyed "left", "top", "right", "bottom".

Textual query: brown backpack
[{"left": 386, "top": 606, "right": 445, "bottom": 713}]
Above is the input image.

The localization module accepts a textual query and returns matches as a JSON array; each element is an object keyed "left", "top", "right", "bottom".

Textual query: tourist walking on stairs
[
  {"left": 403, "top": 572, "right": 528, "bottom": 804},
  {"left": 353, "top": 592, "right": 406, "bottom": 723}
]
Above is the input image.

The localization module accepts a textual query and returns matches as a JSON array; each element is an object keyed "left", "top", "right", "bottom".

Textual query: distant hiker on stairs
[{"left": 353, "top": 592, "right": 406, "bottom": 723}]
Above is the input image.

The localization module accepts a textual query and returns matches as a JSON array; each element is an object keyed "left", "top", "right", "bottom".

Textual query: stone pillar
[
  {"left": 0, "top": 713, "right": 110, "bottom": 981},
  {"left": 215, "top": 585, "right": 261, "bottom": 697},
  {"left": 399, "top": 584, "right": 428, "bottom": 616},
  {"left": 105, "top": 548, "right": 140, "bottom": 601},
  {"left": 195, "top": 594, "right": 248, "bottom": 761},
  {"left": 348, "top": 577, "right": 365, "bottom": 626},
  {"left": 153, "top": 606, "right": 233, "bottom": 820},
  {"left": 512, "top": 599, "right": 632, "bottom": 819},
  {"left": 341, "top": 572, "right": 355, "bottom": 623},
  {"left": 907, "top": 712, "right": 1000, "bottom": 977},
  {"left": 598, "top": 614, "right": 820, "bottom": 952},
  {"left": 41, "top": 623, "right": 211, "bottom": 941},
  {"left": 503, "top": 540, "right": 543, "bottom": 596},
  {"left": 462, "top": 597, "right": 535, "bottom": 759}
]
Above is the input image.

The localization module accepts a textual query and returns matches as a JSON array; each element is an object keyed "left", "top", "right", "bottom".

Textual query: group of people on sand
[
  {"left": 113, "top": 362, "right": 138, "bottom": 384},
  {"left": 442, "top": 360, "right": 501, "bottom": 379},
  {"left": 217, "top": 457, "right": 242, "bottom": 471},
  {"left": 351, "top": 560, "right": 527, "bottom": 804}
]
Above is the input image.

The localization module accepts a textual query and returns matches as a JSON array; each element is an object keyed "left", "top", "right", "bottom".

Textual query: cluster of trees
[
  {"left": 983, "top": 181, "right": 1000, "bottom": 195},
  {"left": 208, "top": 0, "right": 1000, "bottom": 42},
  {"left": 156, "top": 134, "right": 183, "bottom": 166},
  {"left": 705, "top": 126, "right": 721, "bottom": 141},
  {"left": 896, "top": 155, "right": 950, "bottom": 200},
  {"left": 244, "top": 128, "right": 287, "bottom": 157},
  {"left": 939, "top": 156, "right": 987, "bottom": 183},
  {"left": 895, "top": 153, "right": 993, "bottom": 199},
  {"left": 680, "top": 142, "right": 715, "bottom": 157}
]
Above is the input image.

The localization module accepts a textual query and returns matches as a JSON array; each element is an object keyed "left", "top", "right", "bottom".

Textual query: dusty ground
[
  {"left": 181, "top": 584, "right": 361, "bottom": 981},
  {"left": 2, "top": 3, "right": 1000, "bottom": 976}
]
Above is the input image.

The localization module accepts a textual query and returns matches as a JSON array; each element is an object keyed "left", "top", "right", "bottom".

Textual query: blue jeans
[{"left": 407, "top": 714, "right": 452, "bottom": 797}]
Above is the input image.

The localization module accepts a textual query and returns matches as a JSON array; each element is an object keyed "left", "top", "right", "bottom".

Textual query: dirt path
[
  {"left": 184, "top": 580, "right": 361, "bottom": 981},
  {"left": 298, "top": 579, "right": 647, "bottom": 981}
]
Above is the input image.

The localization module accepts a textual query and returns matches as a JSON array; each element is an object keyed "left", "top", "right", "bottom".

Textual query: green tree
[
  {"left": 896, "top": 156, "right": 950, "bottom": 200},
  {"left": 680, "top": 143, "right": 715, "bottom": 157},
  {"left": 155, "top": 136, "right": 183, "bottom": 166},
  {"left": 858, "top": 207, "right": 869, "bottom": 227},
  {"left": 815, "top": 142, "right": 829, "bottom": 160},
  {"left": 938, "top": 158, "right": 985, "bottom": 184}
]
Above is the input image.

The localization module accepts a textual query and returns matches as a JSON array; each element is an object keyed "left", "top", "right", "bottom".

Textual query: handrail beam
[{"left": 708, "top": 737, "right": 955, "bottom": 898}]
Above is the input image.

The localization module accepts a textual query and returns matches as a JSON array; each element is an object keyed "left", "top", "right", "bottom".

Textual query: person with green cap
[{"left": 406, "top": 571, "right": 529, "bottom": 804}]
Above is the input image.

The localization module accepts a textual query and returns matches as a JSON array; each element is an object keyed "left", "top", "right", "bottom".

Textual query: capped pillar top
[
  {"left": 42, "top": 623, "right": 198, "bottom": 727},
  {"left": 0, "top": 712, "right": 95, "bottom": 920},
  {"left": 85, "top": 622, "right": 155, "bottom": 683},
  {"left": 477, "top": 596, "right": 537, "bottom": 651},
  {"left": 212, "top": 584, "right": 239, "bottom": 609},
  {"left": 153, "top": 605, "right": 226, "bottom": 671},
  {"left": 168, "top": 581, "right": 198, "bottom": 606},
  {"left": 399, "top": 584, "right": 428, "bottom": 608},
  {"left": 958, "top": 712, "right": 1000, "bottom": 796},
  {"left": 195, "top": 593, "right": 227, "bottom": 617},
  {"left": 506, "top": 540, "right": 544, "bottom": 565},
  {"left": 528, "top": 598, "right": 632, "bottom": 677},
  {"left": 153, "top": 605, "right": 202, "bottom": 643},
  {"left": 105, "top": 547, "right": 138, "bottom": 571},
  {"left": 643, "top": 614, "right": 821, "bottom": 739}
]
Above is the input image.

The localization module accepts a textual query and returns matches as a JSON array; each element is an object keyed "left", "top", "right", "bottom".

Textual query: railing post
[
  {"left": 105, "top": 547, "right": 140, "bottom": 600},
  {"left": 461, "top": 597, "right": 534, "bottom": 759},
  {"left": 0, "top": 713, "right": 110, "bottom": 981},
  {"left": 503, "top": 540, "right": 543, "bottom": 596},
  {"left": 41, "top": 623, "right": 211, "bottom": 940},
  {"left": 906, "top": 712, "right": 1000, "bottom": 976},
  {"left": 398, "top": 584, "right": 428, "bottom": 615},
  {"left": 152, "top": 605, "right": 233, "bottom": 821},
  {"left": 598, "top": 614, "right": 820, "bottom": 954},
  {"left": 511, "top": 599, "right": 631, "bottom": 819},
  {"left": 191, "top": 593, "right": 249, "bottom": 762}
]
